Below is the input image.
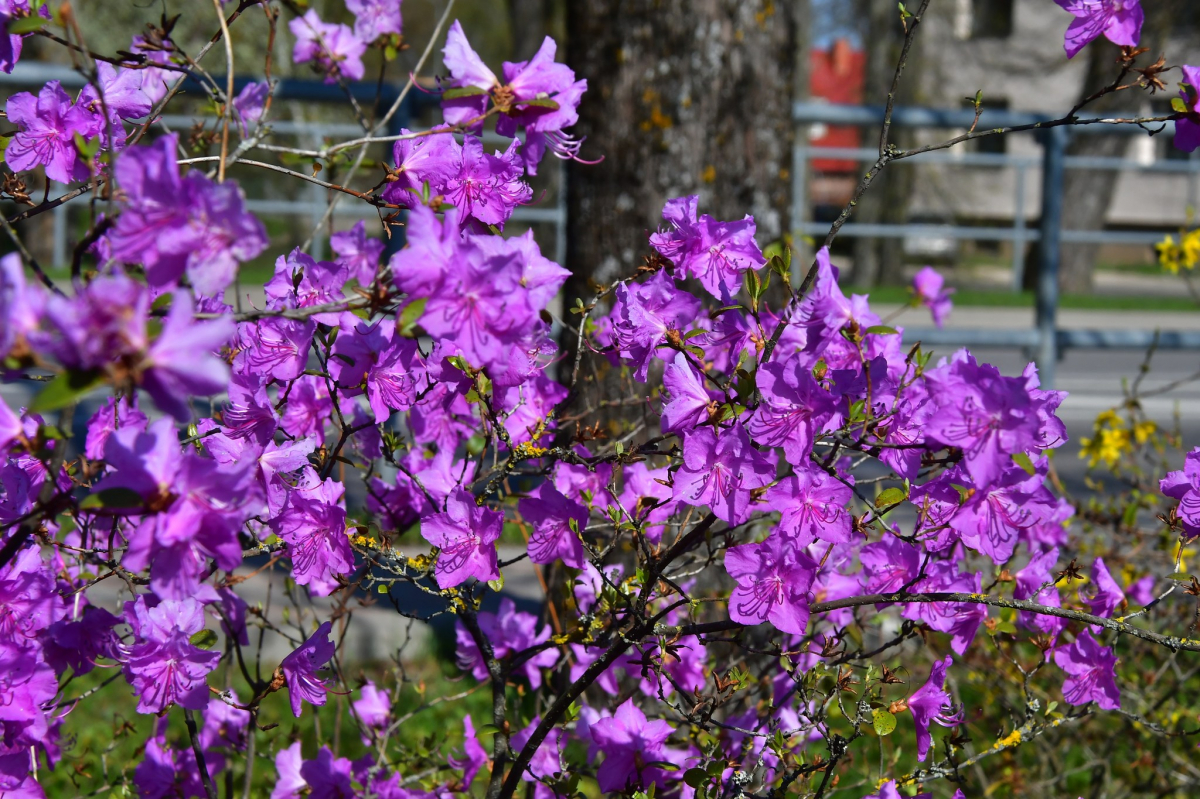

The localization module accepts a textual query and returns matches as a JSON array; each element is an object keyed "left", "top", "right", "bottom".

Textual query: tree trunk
[
  {"left": 1057, "top": 4, "right": 1177, "bottom": 293},
  {"left": 850, "top": 0, "right": 922, "bottom": 288},
  {"left": 563, "top": 1, "right": 805, "bottom": 296}
]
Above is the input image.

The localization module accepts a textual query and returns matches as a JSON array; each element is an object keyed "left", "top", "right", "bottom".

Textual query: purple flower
[
  {"left": 951, "top": 461, "right": 1058, "bottom": 565},
  {"left": 766, "top": 466, "right": 853, "bottom": 547},
  {"left": 0, "top": 397, "right": 22, "bottom": 453},
  {"left": 455, "top": 597, "right": 559, "bottom": 688},
  {"left": 329, "top": 319, "right": 423, "bottom": 423},
  {"left": 589, "top": 698, "right": 674, "bottom": 793},
  {"left": 747, "top": 356, "right": 837, "bottom": 465},
  {"left": 331, "top": 220, "right": 384, "bottom": 285},
  {"left": 110, "top": 134, "right": 268, "bottom": 295},
  {"left": 280, "top": 621, "right": 335, "bottom": 717},
  {"left": 0, "top": 639, "right": 57, "bottom": 753},
  {"left": 511, "top": 716, "right": 566, "bottom": 787},
  {"left": 911, "top": 266, "right": 954, "bottom": 328},
  {"left": 673, "top": 423, "right": 775, "bottom": 525},
  {"left": 1054, "top": 630, "right": 1121, "bottom": 710},
  {"left": 862, "top": 782, "right": 932, "bottom": 799},
  {"left": 264, "top": 248, "right": 349, "bottom": 324},
  {"left": 607, "top": 270, "right": 702, "bottom": 381},
  {"left": 420, "top": 487, "right": 502, "bottom": 588},
  {"left": 617, "top": 462, "right": 678, "bottom": 543},
  {"left": 4, "top": 80, "right": 98, "bottom": 183},
  {"left": 660, "top": 352, "right": 717, "bottom": 435},
  {"left": 233, "top": 80, "right": 269, "bottom": 136},
  {"left": 1082, "top": 557, "right": 1125, "bottom": 619},
  {"left": 1161, "top": 447, "right": 1200, "bottom": 537},
  {"left": 142, "top": 292, "right": 234, "bottom": 421},
  {"left": 235, "top": 317, "right": 316, "bottom": 382},
  {"left": 271, "top": 742, "right": 308, "bottom": 799},
  {"left": 1053, "top": 0, "right": 1142, "bottom": 59},
  {"left": 908, "top": 656, "right": 963, "bottom": 761},
  {"left": 200, "top": 697, "right": 250, "bottom": 752},
  {"left": 903, "top": 561, "right": 988, "bottom": 655},
  {"left": 443, "top": 136, "right": 532, "bottom": 229},
  {"left": 381, "top": 131, "right": 463, "bottom": 208},
  {"left": 518, "top": 483, "right": 589, "bottom": 569},
  {"left": 121, "top": 597, "right": 222, "bottom": 714},
  {"left": 84, "top": 395, "right": 146, "bottom": 460},
  {"left": 347, "top": 0, "right": 402, "bottom": 42},
  {"left": 449, "top": 716, "right": 489, "bottom": 790},
  {"left": 353, "top": 681, "right": 391, "bottom": 731},
  {"left": 1014, "top": 547, "right": 1065, "bottom": 638},
  {"left": 924, "top": 350, "right": 1042, "bottom": 488},
  {"left": 1174, "top": 66, "right": 1200, "bottom": 153},
  {"left": 649, "top": 195, "right": 766, "bottom": 300},
  {"left": 290, "top": 10, "right": 367, "bottom": 83},
  {"left": 92, "top": 61, "right": 153, "bottom": 121},
  {"left": 270, "top": 476, "right": 354, "bottom": 596},
  {"left": 300, "top": 747, "right": 354, "bottom": 799},
  {"left": 725, "top": 533, "right": 818, "bottom": 635}
]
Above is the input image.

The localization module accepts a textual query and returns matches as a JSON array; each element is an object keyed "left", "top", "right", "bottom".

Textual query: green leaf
[
  {"left": 443, "top": 85, "right": 488, "bottom": 100},
  {"left": 1012, "top": 452, "right": 1036, "bottom": 476},
  {"left": 872, "top": 708, "right": 897, "bottom": 736},
  {"left": 865, "top": 325, "right": 898, "bottom": 336},
  {"left": 31, "top": 370, "right": 106, "bottom": 412},
  {"left": 875, "top": 487, "right": 907, "bottom": 509},
  {"left": 683, "top": 768, "right": 709, "bottom": 789},
  {"left": 1172, "top": 96, "right": 1189, "bottom": 114},
  {"left": 73, "top": 132, "right": 100, "bottom": 160},
  {"left": 1167, "top": 572, "right": 1195, "bottom": 583},
  {"left": 8, "top": 15, "right": 49, "bottom": 34},
  {"left": 474, "top": 723, "right": 501, "bottom": 736},
  {"left": 189, "top": 629, "right": 219, "bottom": 649},
  {"left": 397, "top": 297, "right": 427, "bottom": 335},
  {"left": 487, "top": 574, "right": 505, "bottom": 592},
  {"left": 515, "top": 98, "right": 560, "bottom": 111},
  {"left": 80, "top": 487, "right": 145, "bottom": 510}
]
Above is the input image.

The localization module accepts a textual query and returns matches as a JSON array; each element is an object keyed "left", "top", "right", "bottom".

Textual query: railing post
[{"left": 1036, "top": 126, "right": 1068, "bottom": 389}]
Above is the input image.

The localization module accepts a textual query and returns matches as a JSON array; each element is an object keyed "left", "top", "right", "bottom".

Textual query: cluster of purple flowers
[{"left": 2, "top": 3, "right": 1196, "bottom": 797}]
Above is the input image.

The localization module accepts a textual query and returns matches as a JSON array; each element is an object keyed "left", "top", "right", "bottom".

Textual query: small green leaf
[
  {"left": 875, "top": 487, "right": 907, "bottom": 509},
  {"left": 1167, "top": 572, "right": 1195, "bottom": 583},
  {"left": 872, "top": 708, "right": 897, "bottom": 736},
  {"left": 395, "top": 297, "right": 426, "bottom": 334},
  {"left": 515, "top": 98, "right": 560, "bottom": 111},
  {"left": 31, "top": 370, "right": 106, "bottom": 412},
  {"left": 474, "top": 723, "right": 501, "bottom": 736},
  {"left": 8, "top": 15, "right": 49, "bottom": 34},
  {"left": 443, "top": 85, "right": 488, "bottom": 100},
  {"left": 683, "top": 768, "right": 709, "bottom": 789},
  {"left": 1172, "top": 96, "right": 1189, "bottom": 114},
  {"left": 80, "top": 487, "right": 145, "bottom": 510},
  {"left": 487, "top": 574, "right": 505, "bottom": 592},
  {"left": 1012, "top": 452, "right": 1036, "bottom": 476},
  {"left": 865, "top": 325, "right": 899, "bottom": 336},
  {"left": 190, "top": 629, "right": 219, "bottom": 649}
]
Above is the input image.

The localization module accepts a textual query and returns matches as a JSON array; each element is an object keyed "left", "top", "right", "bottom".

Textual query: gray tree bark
[
  {"left": 1057, "top": 3, "right": 1179, "bottom": 293},
  {"left": 849, "top": 0, "right": 922, "bottom": 288},
  {"left": 563, "top": 1, "right": 806, "bottom": 297}
]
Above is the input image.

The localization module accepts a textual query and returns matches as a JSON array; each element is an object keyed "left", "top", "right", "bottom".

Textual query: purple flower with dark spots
[
  {"left": 280, "top": 621, "right": 335, "bottom": 717},
  {"left": 518, "top": 483, "right": 589, "bottom": 569},
  {"left": 907, "top": 656, "right": 963, "bottom": 761},
  {"left": 902, "top": 561, "right": 988, "bottom": 655},
  {"left": 747, "top": 356, "right": 837, "bottom": 465},
  {"left": 673, "top": 423, "right": 775, "bottom": 525},
  {"left": 951, "top": 461, "right": 1059, "bottom": 565},
  {"left": 725, "top": 533, "right": 818, "bottom": 635},
  {"left": 270, "top": 476, "right": 354, "bottom": 597},
  {"left": 4, "top": 80, "right": 98, "bottom": 183},
  {"left": 766, "top": 465, "right": 853, "bottom": 547},
  {"left": 121, "top": 596, "right": 221, "bottom": 714},
  {"left": 924, "top": 350, "right": 1041, "bottom": 488},
  {"left": 421, "top": 487, "right": 502, "bottom": 588},
  {"left": 235, "top": 317, "right": 316, "bottom": 382},
  {"left": 1054, "top": 629, "right": 1120, "bottom": 709},
  {"left": 443, "top": 136, "right": 532, "bottom": 229},
  {"left": 329, "top": 319, "right": 423, "bottom": 423},
  {"left": 1053, "top": 0, "right": 1142, "bottom": 59},
  {"left": 1161, "top": 447, "right": 1200, "bottom": 537},
  {"left": 649, "top": 195, "right": 766, "bottom": 301},
  {"left": 382, "top": 131, "right": 463, "bottom": 208},
  {"left": 911, "top": 266, "right": 954, "bottom": 328}
]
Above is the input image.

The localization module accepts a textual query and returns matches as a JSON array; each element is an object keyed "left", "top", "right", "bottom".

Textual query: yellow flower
[{"left": 1133, "top": 419, "right": 1157, "bottom": 444}]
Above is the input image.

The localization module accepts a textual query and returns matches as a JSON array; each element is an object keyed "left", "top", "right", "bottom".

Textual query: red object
[{"left": 809, "top": 39, "right": 865, "bottom": 173}]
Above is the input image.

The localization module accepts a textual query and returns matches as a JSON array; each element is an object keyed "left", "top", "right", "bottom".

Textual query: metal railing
[
  {"left": 1, "top": 62, "right": 567, "bottom": 270},
  {"left": 790, "top": 102, "right": 1200, "bottom": 387}
]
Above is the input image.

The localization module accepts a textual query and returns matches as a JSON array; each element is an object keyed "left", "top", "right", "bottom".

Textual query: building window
[{"left": 972, "top": 0, "right": 1014, "bottom": 39}]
